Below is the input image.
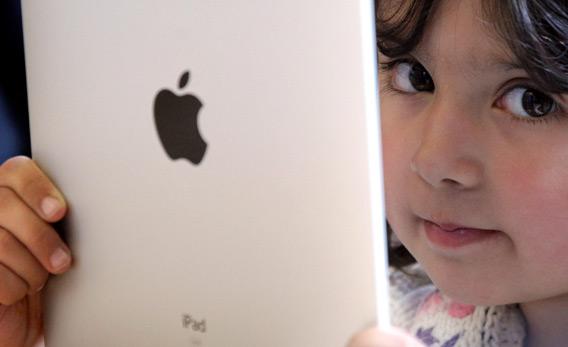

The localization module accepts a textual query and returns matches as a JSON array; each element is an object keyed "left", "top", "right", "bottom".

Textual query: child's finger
[
  {"left": 0, "top": 263, "right": 29, "bottom": 305},
  {"left": 0, "top": 156, "right": 67, "bottom": 223},
  {"left": 0, "top": 227, "right": 49, "bottom": 294},
  {"left": 0, "top": 187, "right": 71, "bottom": 274}
]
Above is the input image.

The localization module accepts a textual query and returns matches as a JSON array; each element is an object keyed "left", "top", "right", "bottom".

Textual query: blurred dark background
[{"left": 0, "top": 0, "right": 31, "bottom": 163}]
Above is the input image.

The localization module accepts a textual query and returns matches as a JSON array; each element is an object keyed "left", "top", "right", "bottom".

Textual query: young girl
[
  {"left": 354, "top": 0, "right": 568, "bottom": 346},
  {"left": 1, "top": 0, "right": 567, "bottom": 346}
]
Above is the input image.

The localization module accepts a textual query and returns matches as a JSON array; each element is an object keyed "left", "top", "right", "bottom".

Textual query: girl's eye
[
  {"left": 391, "top": 61, "right": 435, "bottom": 93},
  {"left": 498, "top": 87, "right": 557, "bottom": 119}
]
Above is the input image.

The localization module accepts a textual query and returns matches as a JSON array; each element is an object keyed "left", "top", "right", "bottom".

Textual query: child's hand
[
  {"left": 348, "top": 327, "right": 425, "bottom": 347},
  {"left": 0, "top": 156, "right": 71, "bottom": 347}
]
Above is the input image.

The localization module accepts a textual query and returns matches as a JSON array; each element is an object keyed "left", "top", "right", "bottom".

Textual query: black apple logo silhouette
[{"left": 153, "top": 70, "right": 207, "bottom": 164}]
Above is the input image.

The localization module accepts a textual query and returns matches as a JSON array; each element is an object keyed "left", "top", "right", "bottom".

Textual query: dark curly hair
[{"left": 376, "top": 0, "right": 568, "bottom": 267}]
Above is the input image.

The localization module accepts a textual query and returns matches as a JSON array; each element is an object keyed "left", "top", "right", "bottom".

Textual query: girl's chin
[
  {"left": 426, "top": 272, "right": 517, "bottom": 306},
  {"left": 412, "top": 258, "right": 510, "bottom": 306}
]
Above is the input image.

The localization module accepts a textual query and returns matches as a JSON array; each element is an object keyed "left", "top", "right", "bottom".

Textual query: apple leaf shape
[{"left": 179, "top": 71, "right": 190, "bottom": 89}]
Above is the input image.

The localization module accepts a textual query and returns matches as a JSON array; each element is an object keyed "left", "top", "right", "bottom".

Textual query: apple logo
[{"left": 153, "top": 70, "right": 207, "bottom": 164}]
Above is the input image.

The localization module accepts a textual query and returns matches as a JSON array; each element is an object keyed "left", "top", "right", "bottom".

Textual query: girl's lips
[{"left": 423, "top": 219, "right": 500, "bottom": 249}]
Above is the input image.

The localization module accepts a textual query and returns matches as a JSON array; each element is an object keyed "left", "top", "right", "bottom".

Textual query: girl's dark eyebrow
[
  {"left": 493, "top": 60, "right": 523, "bottom": 72},
  {"left": 412, "top": 45, "right": 526, "bottom": 74},
  {"left": 379, "top": 46, "right": 525, "bottom": 75}
]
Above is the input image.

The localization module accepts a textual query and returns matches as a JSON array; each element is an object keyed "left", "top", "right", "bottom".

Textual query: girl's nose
[{"left": 410, "top": 99, "right": 484, "bottom": 190}]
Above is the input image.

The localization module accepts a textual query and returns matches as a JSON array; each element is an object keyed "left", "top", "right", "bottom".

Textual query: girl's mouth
[{"left": 423, "top": 219, "right": 500, "bottom": 249}]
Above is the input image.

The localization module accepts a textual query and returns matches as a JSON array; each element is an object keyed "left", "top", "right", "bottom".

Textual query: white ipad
[{"left": 22, "top": 0, "right": 390, "bottom": 346}]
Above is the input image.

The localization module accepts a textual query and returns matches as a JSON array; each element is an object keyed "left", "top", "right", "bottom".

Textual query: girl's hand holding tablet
[{"left": 0, "top": 156, "right": 71, "bottom": 347}]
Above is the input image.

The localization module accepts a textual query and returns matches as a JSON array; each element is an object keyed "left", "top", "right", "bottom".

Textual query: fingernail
[
  {"left": 41, "top": 196, "right": 61, "bottom": 218},
  {"left": 50, "top": 247, "right": 71, "bottom": 271}
]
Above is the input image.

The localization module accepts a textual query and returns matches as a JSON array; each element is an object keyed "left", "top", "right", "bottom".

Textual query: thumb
[
  {"left": 0, "top": 292, "right": 44, "bottom": 347},
  {"left": 348, "top": 327, "right": 425, "bottom": 347}
]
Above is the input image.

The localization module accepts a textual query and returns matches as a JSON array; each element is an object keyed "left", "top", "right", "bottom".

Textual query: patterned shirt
[{"left": 390, "top": 266, "right": 526, "bottom": 347}]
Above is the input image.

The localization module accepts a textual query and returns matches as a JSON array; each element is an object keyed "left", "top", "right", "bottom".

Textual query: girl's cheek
[
  {"left": 381, "top": 114, "right": 412, "bottom": 223},
  {"left": 495, "top": 152, "right": 568, "bottom": 250}
]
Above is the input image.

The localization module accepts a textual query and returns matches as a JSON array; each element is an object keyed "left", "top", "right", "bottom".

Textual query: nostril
[
  {"left": 441, "top": 178, "right": 462, "bottom": 188},
  {"left": 410, "top": 151, "right": 483, "bottom": 190}
]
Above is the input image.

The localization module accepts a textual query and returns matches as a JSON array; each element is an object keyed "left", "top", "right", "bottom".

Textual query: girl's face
[{"left": 381, "top": 0, "right": 568, "bottom": 306}]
